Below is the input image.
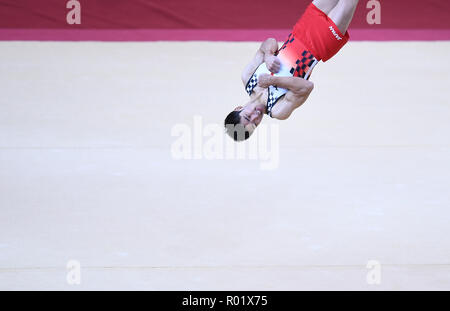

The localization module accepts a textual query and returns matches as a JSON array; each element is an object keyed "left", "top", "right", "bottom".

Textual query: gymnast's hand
[
  {"left": 264, "top": 55, "right": 281, "bottom": 74},
  {"left": 257, "top": 73, "right": 273, "bottom": 88}
]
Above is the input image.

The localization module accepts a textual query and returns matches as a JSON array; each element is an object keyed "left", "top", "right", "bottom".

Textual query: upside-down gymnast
[{"left": 224, "top": 0, "right": 359, "bottom": 141}]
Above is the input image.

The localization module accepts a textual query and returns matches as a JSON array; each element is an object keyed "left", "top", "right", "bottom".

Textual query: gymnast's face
[{"left": 234, "top": 101, "right": 265, "bottom": 132}]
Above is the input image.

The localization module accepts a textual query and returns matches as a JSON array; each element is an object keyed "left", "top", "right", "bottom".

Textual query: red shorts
[{"left": 293, "top": 3, "right": 349, "bottom": 62}]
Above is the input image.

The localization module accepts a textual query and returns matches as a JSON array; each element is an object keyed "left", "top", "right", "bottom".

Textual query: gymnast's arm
[
  {"left": 257, "top": 74, "right": 314, "bottom": 120},
  {"left": 241, "top": 38, "right": 279, "bottom": 86}
]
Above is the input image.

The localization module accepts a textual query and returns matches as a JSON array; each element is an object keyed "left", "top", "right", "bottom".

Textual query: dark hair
[{"left": 224, "top": 110, "right": 250, "bottom": 142}]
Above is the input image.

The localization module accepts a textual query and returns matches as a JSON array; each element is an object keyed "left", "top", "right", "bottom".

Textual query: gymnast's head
[{"left": 224, "top": 100, "right": 266, "bottom": 141}]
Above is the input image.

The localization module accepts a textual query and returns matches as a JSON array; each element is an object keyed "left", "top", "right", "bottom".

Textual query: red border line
[{"left": 0, "top": 29, "right": 449, "bottom": 41}]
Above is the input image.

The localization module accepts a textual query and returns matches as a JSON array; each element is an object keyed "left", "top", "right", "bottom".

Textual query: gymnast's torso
[{"left": 245, "top": 33, "right": 319, "bottom": 117}]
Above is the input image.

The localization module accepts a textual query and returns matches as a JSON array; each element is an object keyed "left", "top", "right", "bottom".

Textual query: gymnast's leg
[
  {"left": 312, "top": 0, "right": 340, "bottom": 15},
  {"left": 328, "top": 0, "right": 360, "bottom": 34}
]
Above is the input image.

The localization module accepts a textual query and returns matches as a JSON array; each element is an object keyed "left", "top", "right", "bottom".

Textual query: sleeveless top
[{"left": 245, "top": 33, "right": 319, "bottom": 117}]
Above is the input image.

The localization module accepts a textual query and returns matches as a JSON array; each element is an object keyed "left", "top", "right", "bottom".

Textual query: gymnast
[{"left": 224, "top": 0, "right": 359, "bottom": 141}]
